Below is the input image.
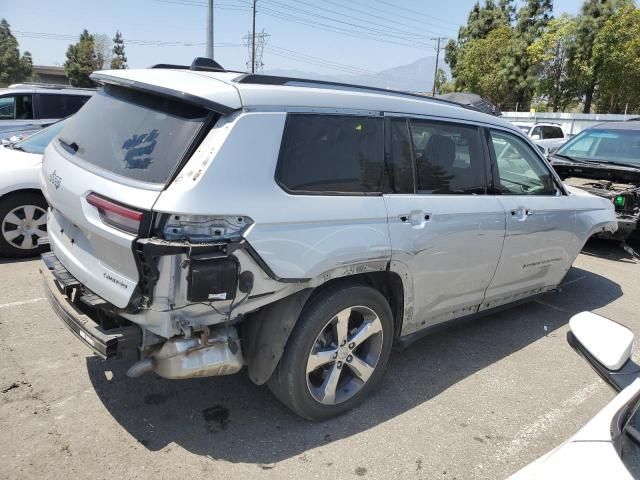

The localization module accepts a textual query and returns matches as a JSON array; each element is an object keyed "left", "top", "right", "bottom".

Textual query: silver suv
[{"left": 39, "top": 59, "right": 617, "bottom": 420}]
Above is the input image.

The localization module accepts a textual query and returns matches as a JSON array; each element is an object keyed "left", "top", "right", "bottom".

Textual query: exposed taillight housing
[
  {"left": 86, "top": 192, "right": 144, "bottom": 235},
  {"left": 163, "top": 215, "right": 253, "bottom": 242}
]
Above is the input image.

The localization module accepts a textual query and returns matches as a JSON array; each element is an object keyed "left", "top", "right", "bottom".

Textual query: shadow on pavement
[
  {"left": 86, "top": 266, "right": 621, "bottom": 464},
  {"left": 580, "top": 237, "right": 640, "bottom": 264},
  {"left": 0, "top": 256, "right": 40, "bottom": 265}
]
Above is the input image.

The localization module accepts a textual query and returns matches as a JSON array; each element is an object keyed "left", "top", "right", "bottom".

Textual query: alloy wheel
[{"left": 306, "top": 305, "right": 384, "bottom": 405}]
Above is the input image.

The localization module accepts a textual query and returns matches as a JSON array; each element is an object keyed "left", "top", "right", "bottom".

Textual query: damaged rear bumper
[{"left": 40, "top": 252, "right": 141, "bottom": 359}]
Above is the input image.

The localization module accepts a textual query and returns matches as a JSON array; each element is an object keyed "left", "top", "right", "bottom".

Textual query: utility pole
[
  {"left": 251, "top": 0, "right": 257, "bottom": 73},
  {"left": 206, "top": 0, "right": 214, "bottom": 59},
  {"left": 431, "top": 37, "right": 446, "bottom": 96}
]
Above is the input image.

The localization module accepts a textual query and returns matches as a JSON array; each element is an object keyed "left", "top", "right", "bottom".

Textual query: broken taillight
[{"left": 86, "top": 192, "right": 143, "bottom": 235}]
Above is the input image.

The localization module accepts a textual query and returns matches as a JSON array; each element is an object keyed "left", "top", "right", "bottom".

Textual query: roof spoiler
[{"left": 89, "top": 72, "right": 235, "bottom": 114}]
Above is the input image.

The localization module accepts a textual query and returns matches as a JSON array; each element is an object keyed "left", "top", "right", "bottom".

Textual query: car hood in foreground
[{"left": 510, "top": 378, "right": 640, "bottom": 479}]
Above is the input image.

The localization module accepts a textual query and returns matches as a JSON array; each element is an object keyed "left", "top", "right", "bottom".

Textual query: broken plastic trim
[{"left": 132, "top": 236, "right": 309, "bottom": 308}]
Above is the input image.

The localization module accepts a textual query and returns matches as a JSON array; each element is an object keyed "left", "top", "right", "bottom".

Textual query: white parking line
[
  {"left": 493, "top": 380, "right": 602, "bottom": 464},
  {"left": 0, "top": 297, "right": 46, "bottom": 309}
]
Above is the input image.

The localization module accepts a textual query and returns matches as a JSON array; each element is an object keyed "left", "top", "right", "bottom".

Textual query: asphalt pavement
[{"left": 0, "top": 239, "right": 638, "bottom": 480}]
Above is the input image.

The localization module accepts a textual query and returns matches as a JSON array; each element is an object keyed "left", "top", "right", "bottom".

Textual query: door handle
[
  {"left": 399, "top": 211, "right": 431, "bottom": 227},
  {"left": 510, "top": 207, "right": 533, "bottom": 221}
]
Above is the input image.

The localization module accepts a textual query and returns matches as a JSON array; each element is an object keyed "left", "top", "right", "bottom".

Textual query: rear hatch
[{"left": 40, "top": 69, "right": 241, "bottom": 308}]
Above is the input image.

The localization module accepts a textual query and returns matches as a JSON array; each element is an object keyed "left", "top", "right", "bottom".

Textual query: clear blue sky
[{"left": 3, "top": 0, "right": 585, "bottom": 75}]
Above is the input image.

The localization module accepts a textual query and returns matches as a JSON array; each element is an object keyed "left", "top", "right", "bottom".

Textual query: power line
[
  {"left": 262, "top": 0, "right": 432, "bottom": 40},
  {"left": 244, "top": 3, "right": 432, "bottom": 49},
  {"left": 153, "top": 0, "right": 249, "bottom": 10},
  {"left": 257, "top": 0, "right": 433, "bottom": 45},
  {"left": 268, "top": 44, "right": 379, "bottom": 75},
  {"left": 373, "top": 0, "right": 462, "bottom": 28},
  {"left": 348, "top": 0, "right": 457, "bottom": 33},
  {"left": 150, "top": 0, "right": 446, "bottom": 50},
  {"left": 321, "top": 0, "right": 455, "bottom": 36},
  {"left": 14, "top": 30, "right": 244, "bottom": 48}
]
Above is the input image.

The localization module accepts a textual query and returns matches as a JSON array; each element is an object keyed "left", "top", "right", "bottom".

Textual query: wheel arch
[
  {"left": 242, "top": 269, "right": 407, "bottom": 385},
  {"left": 0, "top": 188, "right": 45, "bottom": 202}
]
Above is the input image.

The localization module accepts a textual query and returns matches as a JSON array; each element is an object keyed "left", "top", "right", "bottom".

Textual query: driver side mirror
[
  {"left": 569, "top": 312, "right": 640, "bottom": 392},
  {"left": 531, "top": 134, "right": 541, "bottom": 140}
]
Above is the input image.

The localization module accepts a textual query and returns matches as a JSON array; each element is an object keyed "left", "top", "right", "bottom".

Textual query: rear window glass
[
  {"left": 57, "top": 85, "right": 209, "bottom": 184},
  {"left": 276, "top": 114, "right": 384, "bottom": 194},
  {"left": 37, "top": 94, "right": 90, "bottom": 118},
  {"left": 541, "top": 126, "right": 563, "bottom": 139}
]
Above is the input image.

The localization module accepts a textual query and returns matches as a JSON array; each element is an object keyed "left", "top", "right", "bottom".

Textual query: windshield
[
  {"left": 56, "top": 84, "right": 210, "bottom": 185},
  {"left": 556, "top": 127, "right": 640, "bottom": 166},
  {"left": 13, "top": 118, "right": 68, "bottom": 155}
]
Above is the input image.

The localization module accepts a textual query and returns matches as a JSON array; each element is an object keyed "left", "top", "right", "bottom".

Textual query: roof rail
[
  {"left": 234, "top": 74, "right": 471, "bottom": 110},
  {"left": 7, "top": 82, "right": 95, "bottom": 91}
]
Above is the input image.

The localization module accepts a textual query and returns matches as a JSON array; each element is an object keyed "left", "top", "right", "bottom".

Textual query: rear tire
[
  {"left": 268, "top": 283, "right": 393, "bottom": 421},
  {"left": 0, "top": 192, "right": 48, "bottom": 258}
]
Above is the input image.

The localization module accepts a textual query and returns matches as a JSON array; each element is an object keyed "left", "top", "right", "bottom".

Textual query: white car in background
[
  {"left": 513, "top": 122, "right": 568, "bottom": 156},
  {"left": 511, "top": 312, "right": 640, "bottom": 479},
  {"left": 0, "top": 119, "right": 67, "bottom": 258}
]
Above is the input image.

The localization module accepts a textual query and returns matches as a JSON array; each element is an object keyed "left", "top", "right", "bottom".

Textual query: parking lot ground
[{"left": 0, "top": 239, "right": 639, "bottom": 480}]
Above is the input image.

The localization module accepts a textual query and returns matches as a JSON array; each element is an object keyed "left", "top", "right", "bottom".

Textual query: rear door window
[
  {"left": 276, "top": 114, "right": 384, "bottom": 194},
  {"left": 56, "top": 85, "right": 209, "bottom": 185},
  {"left": 409, "top": 119, "right": 487, "bottom": 194},
  {"left": 37, "top": 94, "right": 91, "bottom": 118}
]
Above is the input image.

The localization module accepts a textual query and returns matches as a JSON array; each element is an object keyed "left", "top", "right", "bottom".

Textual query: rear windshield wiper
[{"left": 58, "top": 137, "right": 79, "bottom": 154}]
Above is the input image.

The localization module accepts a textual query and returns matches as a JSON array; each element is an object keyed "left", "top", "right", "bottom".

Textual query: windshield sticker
[{"left": 121, "top": 129, "right": 159, "bottom": 169}]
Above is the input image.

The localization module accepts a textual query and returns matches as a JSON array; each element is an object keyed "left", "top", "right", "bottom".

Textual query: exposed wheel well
[
  {"left": 307, "top": 271, "right": 405, "bottom": 339},
  {"left": 242, "top": 270, "right": 405, "bottom": 386}
]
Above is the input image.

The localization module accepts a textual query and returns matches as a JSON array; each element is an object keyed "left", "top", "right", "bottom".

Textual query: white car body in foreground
[
  {"left": 0, "top": 144, "right": 42, "bottom": 195},
  {"left": 0, "top": 119, "right": 67, "bottom": 257},
  {"left": 512, "top": 312, "right": 640, "bottom": 479}
]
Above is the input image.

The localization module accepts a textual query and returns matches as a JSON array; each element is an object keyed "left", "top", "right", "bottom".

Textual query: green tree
[
  {"left": 574, "top": 0, "right": 633, "bottom": 112},
  {"left": 445, "top": 0, "right": 514, "bottom": 73},
  {"left": 592, "top": 5, "right": 640, "bottom": 113},
  {"left": 110, "top": 31, "right": 127, "bottom": 69},
  {"left": 505, "top": 0, "right": 554, "bottom": 107},
  {"left": 64, "top": 29, "right": 99, "bottom": 87},
  {"left": 454, "top": 27, "right": 514, "bottom": 106},
  {"left": 0, "top": 19, "right": 32, "bottom": 86},
  {"left": 528, "top": 14, "right": 580, "bottom": 111}
]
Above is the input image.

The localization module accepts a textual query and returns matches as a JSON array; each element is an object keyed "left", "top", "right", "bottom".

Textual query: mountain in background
[{"left": 264, "top": 56, "right": 449, "bottom": 93}]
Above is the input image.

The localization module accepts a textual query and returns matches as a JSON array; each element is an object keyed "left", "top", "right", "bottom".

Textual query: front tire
[
  {"left": 0, "top": 192, "right": 48, "bottom": 258},
  {"left": 268, "top": 284, "right": 393, "bottom": 421}
]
